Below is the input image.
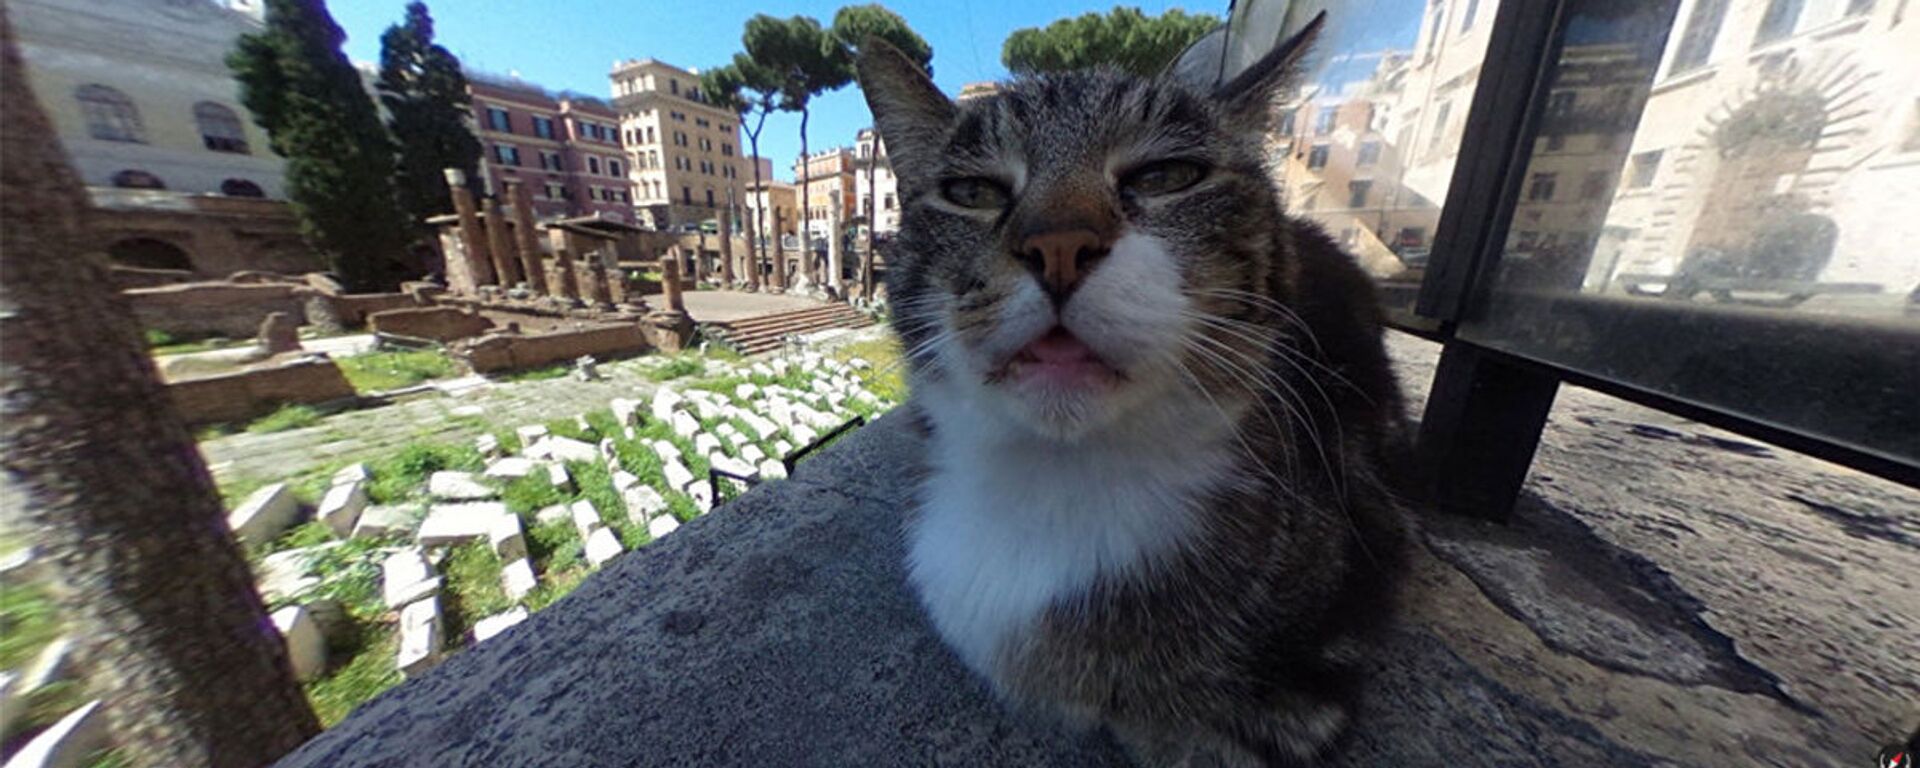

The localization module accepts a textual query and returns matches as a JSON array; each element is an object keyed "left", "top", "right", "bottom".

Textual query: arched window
[
  {"left": 194, "top": 102, "right": 249, "bottom": 153},
  {"left": 220, "top": 178, "right": 265, "bottom": 197},
  {"left": 111, "top": 169, "right": 166, "bottom": 189},
  {"left": 76, "top": 85, "right": 144, "bottom": 142},
  {"left": 107, "top": 238, "right": 193, "bottom": 271}
]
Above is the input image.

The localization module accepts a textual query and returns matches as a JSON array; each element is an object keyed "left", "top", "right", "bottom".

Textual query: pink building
[{"left": 468, "top": 71, "right": 634, "bottom": 223}]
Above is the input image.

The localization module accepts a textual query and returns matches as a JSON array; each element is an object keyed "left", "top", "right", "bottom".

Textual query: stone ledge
[{"left": 275, "top": 410, "right": 1687, "bottom": 767}]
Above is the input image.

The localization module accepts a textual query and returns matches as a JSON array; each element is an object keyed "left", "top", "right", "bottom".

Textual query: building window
[
  {"left": 884, "top": 193, "right": 896, "bottom": 210},
  {"left": 1627, "top": 150, "right": 1662, "bottom": 188},
  {"left": 1427, "top": 102, "right": 1452, "bottom": 154},
  {"left": 1527, "top": 172, "right": 1557, "bottom": 201},
  {"left": 193, "top": 102, "right": 249, "bottom": 153},
  {"left": 1347, "top": 180, "right": 1372, "bottom": 208},
  {"left": 1314, "top": 108, "right": 1337, "bottom": 136},
  {"left": 646, "top": 127, "right": 656, "bottom": 143},
  {"left": 533, "top": 115, "right": 555, "bottom": 139},
  {"left": 588, "top": 156, "right": 601, "bottom": 174},
  {"left": 1670, "top": 0, "right": 1729, "bottom": 74},
  {"left": 1580, "top": 171, "right": 1611, "bottom": 201},
  {"left": 219, "top": 178, "right": 265, "bottom": 197},
  {"left": 1754, "top": 0, "right": 1804, "bottom": 46},
  {"left": 1459, "top": 0, "right": 1480, "bottom": 32},
  {"left": 682, "top": 186, "right": 692, "bottom": 204},
  {"left": 111, "top": 169, "right": 165, "bottom": 189},
  {"left": 487, "top": 107, "right": 511, "bottom": 133},
  {"left": 494, "top": 144, "right": 520, "bottom": 166},
  {"left": 1307, "top": 144, "right": 1330, "bottom": 169},
  {"left": 76, "top": 85, "right": 144, "bottom": 143},
  {"left": 609, "top": 159, "right": 623, "bottom": 177},
  {"left": 670, "top": 78, "right": 679, "bottom": 95},
  {"left": 1356, "top": 140, "right": 1382, "bottom": 166}
]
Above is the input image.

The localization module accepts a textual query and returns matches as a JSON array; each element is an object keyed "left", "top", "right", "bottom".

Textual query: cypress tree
[
  {"left": 230, "top": 0, "right": 412, "bottom": 291},
  {"left": 377, "top": 1, "right": 481, "bottom": 229}
]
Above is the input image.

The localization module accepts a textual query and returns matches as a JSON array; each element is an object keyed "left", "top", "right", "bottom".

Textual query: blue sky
[{"left": 330, "top": 0, "right": 1422, "bottom": 180}]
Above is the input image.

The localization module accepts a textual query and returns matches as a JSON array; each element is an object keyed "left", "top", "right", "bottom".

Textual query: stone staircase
[{"left": 704, "top": 303, "right": 875, "bottom": 356}]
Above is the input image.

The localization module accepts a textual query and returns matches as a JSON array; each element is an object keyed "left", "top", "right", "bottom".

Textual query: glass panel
[
  {"left": 1458, "top": 0, "right": 1920, "bottom": 467},
  {"left": 1269, "top": 1, "right": 1500, "bottom": 314}
]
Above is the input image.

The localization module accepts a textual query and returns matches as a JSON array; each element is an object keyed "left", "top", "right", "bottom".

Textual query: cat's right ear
[{"left": 857, "top": 38, "right": 954, "bottom": 187}]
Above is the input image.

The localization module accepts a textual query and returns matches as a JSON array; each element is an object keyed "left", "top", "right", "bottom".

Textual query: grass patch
[
  {"left": 367, "top": 442, "right": 483, "bottom": 503},
  {"left": 524, "top": 567, "right": 591, "bottom": 612},
  {"left": 147, "top": 329, "right": 238, "bottom": 356},
  {"left": 336, "top": 349, "right": 457, "bottom": 393},
  {"left": 498, "top": 363, "right": 571, "bottom": 383},
  {"left": 526, "top": 520, "right": 583, "bottom": 573},
  {"left": 246, "top": 404, "right": 322, "bottom": 434},
  {"left": 501, "top": 473, "right": 569, "bottom": 516},
  {"left": 441, "top": 542, "right": 511, "bottom": 640},
  {"left": 306, "top": 627, "right": 401, "bottom": 727},
  {"left": 0, "top": 579, "right": 61, "bottom": 671},
  {"left": 648, "top": 355, "right": 704, "bottom": 381}
]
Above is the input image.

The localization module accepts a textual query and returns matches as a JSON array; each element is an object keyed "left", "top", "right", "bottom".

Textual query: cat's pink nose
[{"left": 1018, "top": 229, "right": 1111, "bottom": 303}]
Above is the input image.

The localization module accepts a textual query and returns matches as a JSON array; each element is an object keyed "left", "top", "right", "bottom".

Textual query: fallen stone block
[
  {"left": 651, "top": 440, "right": 681, "bottom": 464},
  {"left": 663, "top": 461, "right": 696, "bottom": 494},
  {"left": 611, "top": 397, "right": 644, "bottom": 427},
  {"left": 257, "top": 544, "right": 338, "bottom": 603},
  {"left": 742, "top": 413, "right": 779, "bottom": 440},
  {"left": 691, "top": 397, "right": 724, "bottom": 421},
  {"left": 228, "top": 482, "right": 303, "bottom": 544},
  {"left": 623, "top": 485, "right": 667, "bottom": 521},
  {"left": 483, "top": 457, "right": 540, "bottom": 480},
  {"left": 353, "top": 504, "right": 421, "bottom": 539},
  {"left": 791, "top": 423, "right": 819, "bottom": 447},
  {"left": 848, "top": 356, "right": 871, "bottom": 369},
  {"left": 584, "top": 527, "right": 624, "bottom": 568},
  {"left": 758, "top": 460, "right": 787, "bottom": 480},
  {"left": 687, "top": 482, "right": 714, "bottom": 514},
  {"left": 539, "top": 436, "right": 599, "bottom": 464},
  {"left": 612, "top": 470, "right": 642, "bottom": 494},
  {"left": 649, "top": 515, "right": 681, "bottom": 539},
  {"left": 475, "top": 433, "right": 501, "bottom": 458},
  {"left": 382, "top": 548, "right": 441, "bottom": 609},
  {"left": 574, "top": 414, "right": 595, "bottom": 436},
  {"left": 472, "top": 607, "right": 530, "bottom": 644},
  {"left": 741, "top": 444, "right": 767, "bottom": 464},
  {"left": 714, "top": 422, "right": 738, "bottom": 438},
  {"left": 773, "top": 440, "right": 793, "bottom": 457},
  {"left": 671, "top": 411, "right": 701, "bottom": 439},
  {"left": 650, "top": 388, "right": 683, "bottom": 421},
  {"left": 694, "top": 433, "right": 723, "bottom": 458},
  {"left": 428, "top": 471, "right": 496, "bottom": 501},
  {"left": 6, "top": 699, "right": 107, "bottom": 768},
  {"left": 734, "top": 383, "right": 760, "bottom": 401},
  {"left": 488, "top": 514, "right": 527, "bottom": 561},
  {"left": 417, "top": 502, "right": 510, "bottom": 547},
  {"left": 317, "top": 480, "right": 368, "bottom": 538},
  {"left": 534, "top": 504, "right": 570, "bottom": 525},
  {"left": 570, "top": 499, "right": 604, "bottom": 541},
  {"left": 546, "top": 462, "right": 572, "bottom": 491},
  {"left": 331, "top": 463, "right": 371, "bottom": 486},
  {"left": 18, "top": 636, "right": 77, "bottom": 692},
  {"left": 598, "top": 438, "right": 618, "bottom": 461},
  {"left": 396, "top": 597, "right": 443, "bottom": 678},
  {"left": 272, "top": 605, "right": 327, "bottom": 682},
  {"left": 515, "top": 424, "right": 549, "bottom": 447},
  {"left": 726, "top": 432, "right": 750, "bottom": 449},
  {"left": 500, "top": 558, "right": 537, "bottom": 602}
]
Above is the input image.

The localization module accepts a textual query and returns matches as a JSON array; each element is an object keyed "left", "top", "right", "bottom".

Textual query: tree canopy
[
  {"left": 377, "top": 1, "right": 482, "bottom": 228},
  {"left": 1002, "top": 6, "right": 1219, "bottom": 76},
  {"left": 831, "top": 3, "right": 932, "bottom": 75},
  {"left": 230, "top": 0, "right": 411, "bottom": 291}
]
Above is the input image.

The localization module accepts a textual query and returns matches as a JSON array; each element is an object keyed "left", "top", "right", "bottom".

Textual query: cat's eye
[
  {"left": 1120, "top": 160, "right": 1207, "bottom": 197},
  {"left": 940, "top": 177, "right": 1011, "bottom": 210}
]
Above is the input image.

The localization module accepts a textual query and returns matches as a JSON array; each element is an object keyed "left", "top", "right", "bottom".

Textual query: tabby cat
[{"left": 857, "top": 18, "right": 1412, "bottom": 767}]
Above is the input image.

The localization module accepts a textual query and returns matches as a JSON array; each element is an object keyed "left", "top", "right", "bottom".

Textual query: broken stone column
[
  {"left": 505, "top": 181, "right": 548, "bottom": 296},
  {"left": 719, "top": 209, "right": 736, "bottom": 287},
  {"left": 258, "top": 311, "right": 301, "bottom": 355},
  {"left": 771, "top": 208, "right": 788, "bottom": 291},
  {"left": 548, "top": 247, "right": 580, "bottom": 303},
  {"left": 693, "top": 232, "right": 709, "bottom": 285},
  {"left": 743, "top": 208, "right": 760, "bottom": 292},
  {"left": 660, "top": 250, "right": 686, "bottom": 313},
  {"left": 827, "top": 199, "right": 845, "bottom": 297},
  {"left": 444, "top": 169, "right": 495, "bottom": 291},
  {"left": 482, "top": 197, "right": 521, "bottom": 291},
  {"left": 582, "top": 254, "right": 614, "bottom": 308}
]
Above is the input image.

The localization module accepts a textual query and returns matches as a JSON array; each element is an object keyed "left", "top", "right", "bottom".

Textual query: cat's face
[{"left": 860, "top": 32, "right": 1315, "bottom": 442}]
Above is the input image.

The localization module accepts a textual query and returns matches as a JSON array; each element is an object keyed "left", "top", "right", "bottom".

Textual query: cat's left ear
[{"left": 1211, "top": 11, "right": 1325, "bottom": 129}]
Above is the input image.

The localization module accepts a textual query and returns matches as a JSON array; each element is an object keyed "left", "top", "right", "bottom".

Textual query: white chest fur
[{"left": 906, "top": 387, "right": 1237, "bottom": 681}]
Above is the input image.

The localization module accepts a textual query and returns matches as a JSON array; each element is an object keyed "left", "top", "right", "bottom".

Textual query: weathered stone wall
[
  {"left": 327, "top": 293, "right": 423, "bottom": 327},
  {"left": 368, "top": 307, "right": 494, "bottom": 343},
  {"left": 108, "top": 266, "right": 196, "bottom": 290},
  {"left": 455, "top": 324, "right": 649, "bottom": 373},
  {"left": 125, "top": 281, "right": 307, "bottom": 338},
  {"left": 167, "top": 355, "right": 356, "bottom": 425}
]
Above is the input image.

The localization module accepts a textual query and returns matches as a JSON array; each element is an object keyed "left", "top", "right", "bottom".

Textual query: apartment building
[
  {"left": 744, "top": 177, "right": 799, "bottom": 248},
  {"left": 854, "top": 128, "right": 900, "bottom": 237},
  {"left": 609, "top": 58, "right": 746, "bottom": 230},
  {"left": 793, "top": 148, "right": 857, "bottom": 243},
  {"left": 468, "top": 71, "right": 633, "bottom": 222}
]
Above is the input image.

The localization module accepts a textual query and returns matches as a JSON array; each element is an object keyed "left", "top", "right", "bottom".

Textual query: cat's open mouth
[{"left": 997, "top": 326, "right": 1123, "bottom": 390}]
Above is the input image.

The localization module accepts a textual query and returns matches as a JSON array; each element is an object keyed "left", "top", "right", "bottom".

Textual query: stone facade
[
  {"left": 87, "top": 188, "right": 320, "bottom": 278},
  {"left": 167, "top": 355, "right": 356, "bottom": 425},
  {"left": 468, "top": 71, "right": 634, "bottom": 223},
  {"left": 455, "top": 324, "right": 652, "bottom": 374}
]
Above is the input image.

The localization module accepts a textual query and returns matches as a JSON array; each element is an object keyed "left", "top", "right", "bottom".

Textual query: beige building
[
  {"left": 793, "top": 147, "right": 856, "bottom": 244},
  {"left": 609, "top": 58, "right": 746, "bottom": 230},
  {"left": 10, "top": 0, "right": 285, "bottom": 199},
  {"left": 854, "top": 128, "right": 900, "bottom": 237},
  {"left": 743, "top": 177, "right": 799, "bottom": 248}
]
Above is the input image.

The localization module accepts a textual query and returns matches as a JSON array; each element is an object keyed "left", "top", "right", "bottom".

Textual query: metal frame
[
  {"left": 1397, "top": 0, "right": 1918, "bottom": 520},
  {"left": 706, "top": 415, "right": 868, "bottom": 506}
]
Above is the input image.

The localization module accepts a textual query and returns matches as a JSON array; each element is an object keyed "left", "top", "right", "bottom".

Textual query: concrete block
[
  {"left": 688, "top": 482, "right": 714, "bottom": 514},
  {"left": 397, "top": 597, "right": 443, "bottom": 678},
  {"left": 317, "top": 480, "right": 368, "bottom": 538},
  {"left": 742, "top": 413, "right": 779, "bottom": 440},
  {"left": 623, "top": 485, "right": 667, "bottom": 521},
  {"left": 514, "top": 424, "right": 549, "bottom": 447},
  {"left": 428, "top": 471, "right": 496, "bottom": 501},
  {"left": 228, "top": 482, "right": 303, "bottom": 544},
  {"left": 663, "top": 461, "right": 696, "bottom": 494},
  {"left": 483, "top": 457, "right": 540, "bottom": 480},
  {"left": 534, "top": 504, "right": 570, "bottom": 525},
  {"left": 475, "top": 433, "right": 501, "bottom": 458},
  {"left": 671, "top": 411, "right": 701, "bottom": 439},
  {"left": 791, "top": 423, "right": 819, "bottom": 447},
  {"left": 694, "top": 433, "right": 722, "bottom": 458},
  {"left": 773, "top": 440, "right": 793, "bottom": 457},
  {"left": 417, "top": 502, "right": 509, "bottom": 547},
  {"left": 546, "top": 462, "right": 572, "bottom": 490},
  {"left": 648, "top": 515, "right": 681, "bottom": 540},
  {"left": 651, "top": 440, "right": 681, "bottom": 464},
  {"left": 734, "top": 383, "right": 760, "bottom": 401},
  {"left": 612, "top": 470, "right": 642, "bottom": 493},
  {"left": 611, "top": 397, "right": 644, "bottom": 427},
  {"left": 584, "top": 527, "right": 624, "bottom": 568},
  {"left": 741, "top": 444, "right": 767, "bottom": 464},
  {"left": 472, "top": 607, "right": 530, "bottom": 644},
  {"left": 382, "top": 548, "right": 440, "bottom": 609},
  {"left": 650, "top": 388, "right": 683, "bottom": 421},
  {"left": 726, "top": 432, "right": 750, "bottom": 448},
  {"left": 758, "top": 460, "right": 787, "bottom": 480},
  {"left": 570, "top": 500, "right": 603, "bottom": 541},
  {"left": 541, "top": 436, "right": 599, "bottom": 463},
  {"left": 5, "top": 699, "right": 107, "bottom": 768},
  {"left": 691, "top": 397, "right": 724, "bottom": 421},
  {"left": 331, "top": 463, "right": 372, "bottom": 485},
  {"left": 500, "top": 558, "right": 537, "bottom": 602},
  {"left": 488, "top": 514, "right": 527, "bottom": 561},
  {"left": 271, "top": 605, "right": 326, "bottom": 682},
  {"left": 353, "top": 504, "right": 421, "bottom": 539}
]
